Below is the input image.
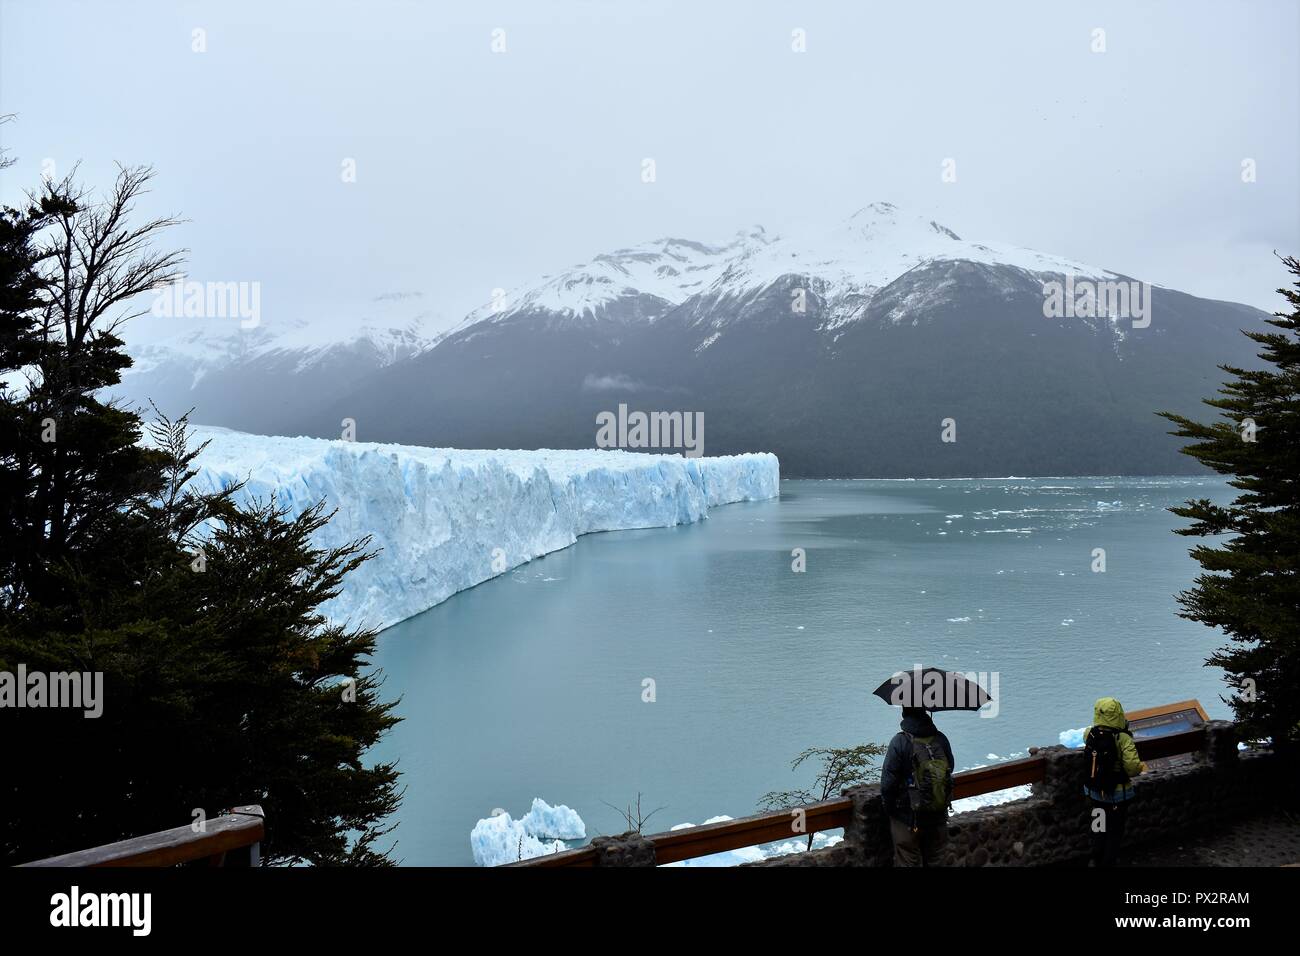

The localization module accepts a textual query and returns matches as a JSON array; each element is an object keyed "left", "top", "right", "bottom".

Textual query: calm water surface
[{"left": 369, "top": 477, "right": 1234, "bottom": 865}]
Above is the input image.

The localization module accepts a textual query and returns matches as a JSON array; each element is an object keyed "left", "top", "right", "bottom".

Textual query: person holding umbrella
[
  {"left": 879, "top": 706, "right": 955, "bottom": 866},
  {"left": 874, "top": 666, "right": 991, "bottom": 867}
]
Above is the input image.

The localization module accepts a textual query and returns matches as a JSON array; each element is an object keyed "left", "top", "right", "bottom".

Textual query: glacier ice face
[{"left": 179, "top": 428, "right": 779, "bottom": 631}]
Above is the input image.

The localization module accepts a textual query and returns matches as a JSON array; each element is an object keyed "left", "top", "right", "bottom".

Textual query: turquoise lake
[{"left": 368, "top": 476, "right": 1235, "bottom": 865}]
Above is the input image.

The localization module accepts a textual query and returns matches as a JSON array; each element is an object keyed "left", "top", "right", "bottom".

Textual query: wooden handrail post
[
  {"left": 213, "top": 805, "right": 263, "bottom": 867},
  {"left": 21, "top": 804, "right": 265, "bottom": 868}
]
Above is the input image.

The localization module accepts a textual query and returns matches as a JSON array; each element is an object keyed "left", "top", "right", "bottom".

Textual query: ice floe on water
[
  {"left": 470, "top": 798, "right": 587, "bottom": 866},
  {"left": 951, "top": 785, "right": 1035, "bottom": 813},
  {"left": 1059, "top": 727, "right": 1087, "bottom": 748}
]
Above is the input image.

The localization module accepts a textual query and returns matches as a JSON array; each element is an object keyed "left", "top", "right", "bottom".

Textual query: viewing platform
[{"left": 17, "top": 717, "right": 1292, "bottom": 868}]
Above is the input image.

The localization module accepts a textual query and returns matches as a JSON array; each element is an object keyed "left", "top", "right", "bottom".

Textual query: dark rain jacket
[{"left": 880, "top": 712, "right": 954, "bottom": 823}]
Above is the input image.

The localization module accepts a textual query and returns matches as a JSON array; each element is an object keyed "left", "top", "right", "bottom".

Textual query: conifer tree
[
  {"left": 1160, "top": 255, "right": 1300, "bottom": 756},
  {"left": 0, "top": 167, "right": 401, "bottom": 865}
]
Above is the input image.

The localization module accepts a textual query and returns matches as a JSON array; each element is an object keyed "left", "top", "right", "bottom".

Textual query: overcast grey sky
[{"left": 2, "top": 0, "right": 1297, "bottom": 340}]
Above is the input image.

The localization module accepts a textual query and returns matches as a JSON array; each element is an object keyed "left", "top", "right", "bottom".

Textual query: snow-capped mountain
[
  {"left": 462, "top": 202, "right": 1116, "bottom": 336},
  {"left": 454, "top": 229, "right": 772, "bottom": 332},
  {"left": 294, "top": 206, "right": 1270, "bottom": 476},
  {"left": 685, "top": 202, "right": 1116, "bottom": 334},
  {"left": 109, "top": 293, "right": 444, "bottom": 434}
]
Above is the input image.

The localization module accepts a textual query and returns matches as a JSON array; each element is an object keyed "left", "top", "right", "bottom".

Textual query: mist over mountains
[
  {"left": 108, "top": 293, "right": 444, "bottom": 437},
  {"left": 115, "top": 204, "right": 1271, "bottom": 477}
]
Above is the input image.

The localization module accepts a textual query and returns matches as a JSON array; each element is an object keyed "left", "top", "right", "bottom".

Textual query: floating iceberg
[
  {"left": 1059, "top": 726, "right": 1087, "bottom": 748},
  {"left": 470, "top": 799, "right": 586, "bottom": 867},
  {"left": 519, "top": 797, "right": 586, "bottom": 841},
  {"left": 178, "top": 428, "right": 779, "bottom": 631}
]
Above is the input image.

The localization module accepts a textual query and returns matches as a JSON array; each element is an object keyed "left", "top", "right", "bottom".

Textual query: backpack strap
[{"left": 897, "top": 732, "right": 918, "bottom": 829}]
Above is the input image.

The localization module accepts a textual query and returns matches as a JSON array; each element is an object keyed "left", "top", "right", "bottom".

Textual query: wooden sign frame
[
  {"left": 1126, "top": 698, "right": 1209, "bottom": 729},
  {"left": 1124, "top": 699, "right": 1209, "bottom": 769}
]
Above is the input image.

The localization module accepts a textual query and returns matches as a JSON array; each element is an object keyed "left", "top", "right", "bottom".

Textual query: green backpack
[{"left": 906, "top": 733, "right": 951, "bottom": 818}]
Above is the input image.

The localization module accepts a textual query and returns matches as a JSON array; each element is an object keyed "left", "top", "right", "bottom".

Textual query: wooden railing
[
  {"left": 13, "top": 727, "right": 1212, "bottom": 868},
  {"left": 512, "top": 727, "right": 1208, "bottom": 867},
  {"left": 19, "top": 805, "right": 265, "bottom": 868}
]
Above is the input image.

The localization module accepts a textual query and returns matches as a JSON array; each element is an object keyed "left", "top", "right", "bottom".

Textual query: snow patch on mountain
[
  {"left": 179, "top": 428, "right": 780, "bottom": 631},
  {"left": 458, "top": 230, "right": 773, "bottom": 328},
  {"left": 700, "top": 202, "right": 1118, "bottom": 331},
  {"left": 457, "top": 203, "right": 1119, "bottom": 336}
]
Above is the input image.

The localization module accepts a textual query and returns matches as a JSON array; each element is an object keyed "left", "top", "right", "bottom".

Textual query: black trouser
[
  {"left": 1089, "top": 797, "right": 1130, "bottom": 867},
  {"left": 890, "top": 816, "right": 949, "bottom": 867}
]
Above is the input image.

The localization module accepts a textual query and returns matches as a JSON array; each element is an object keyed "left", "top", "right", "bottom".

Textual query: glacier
[{"left": 179, "top": 427, "right": 779, "bottom": 631}]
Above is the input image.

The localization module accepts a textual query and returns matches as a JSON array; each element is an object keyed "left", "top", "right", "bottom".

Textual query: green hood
[{"left": 1093, "top": 697, "right": 1128, "bottom": 730}]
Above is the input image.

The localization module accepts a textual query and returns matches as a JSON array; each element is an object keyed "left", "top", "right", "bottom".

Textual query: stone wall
[{"left": 758, "top": 720, "right": 1284, "bottom": 867}]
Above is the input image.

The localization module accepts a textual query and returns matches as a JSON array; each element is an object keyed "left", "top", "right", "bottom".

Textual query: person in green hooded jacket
[{"left": 1082, "top": 697, "right": 1148, "bottom": 866}]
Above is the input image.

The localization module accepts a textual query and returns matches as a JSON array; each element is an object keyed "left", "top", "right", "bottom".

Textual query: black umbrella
[{"left": 872, "top": 666, "right": 993, "bottom": 711}]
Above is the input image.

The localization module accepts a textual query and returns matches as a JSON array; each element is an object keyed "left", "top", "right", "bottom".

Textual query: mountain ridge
[{"left": 116, "top": 206, "right": 1270, "bottom": 477}]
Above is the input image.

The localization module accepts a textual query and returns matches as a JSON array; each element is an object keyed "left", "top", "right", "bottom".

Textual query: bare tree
[
  {"left": 0, "top": 113, "right": 15, "bottom": 170},
  {"left": 601, "top": 793, "right": 666, "bottom": 835},
  {"left": 22, "top": 165, "right": 185, "bottom": 564},
  {"left": 33, "top": 164, "right": 185, "bottom": 355},
  {"left": 759, "top": 743, "right": 887, "bottom": 850}
]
